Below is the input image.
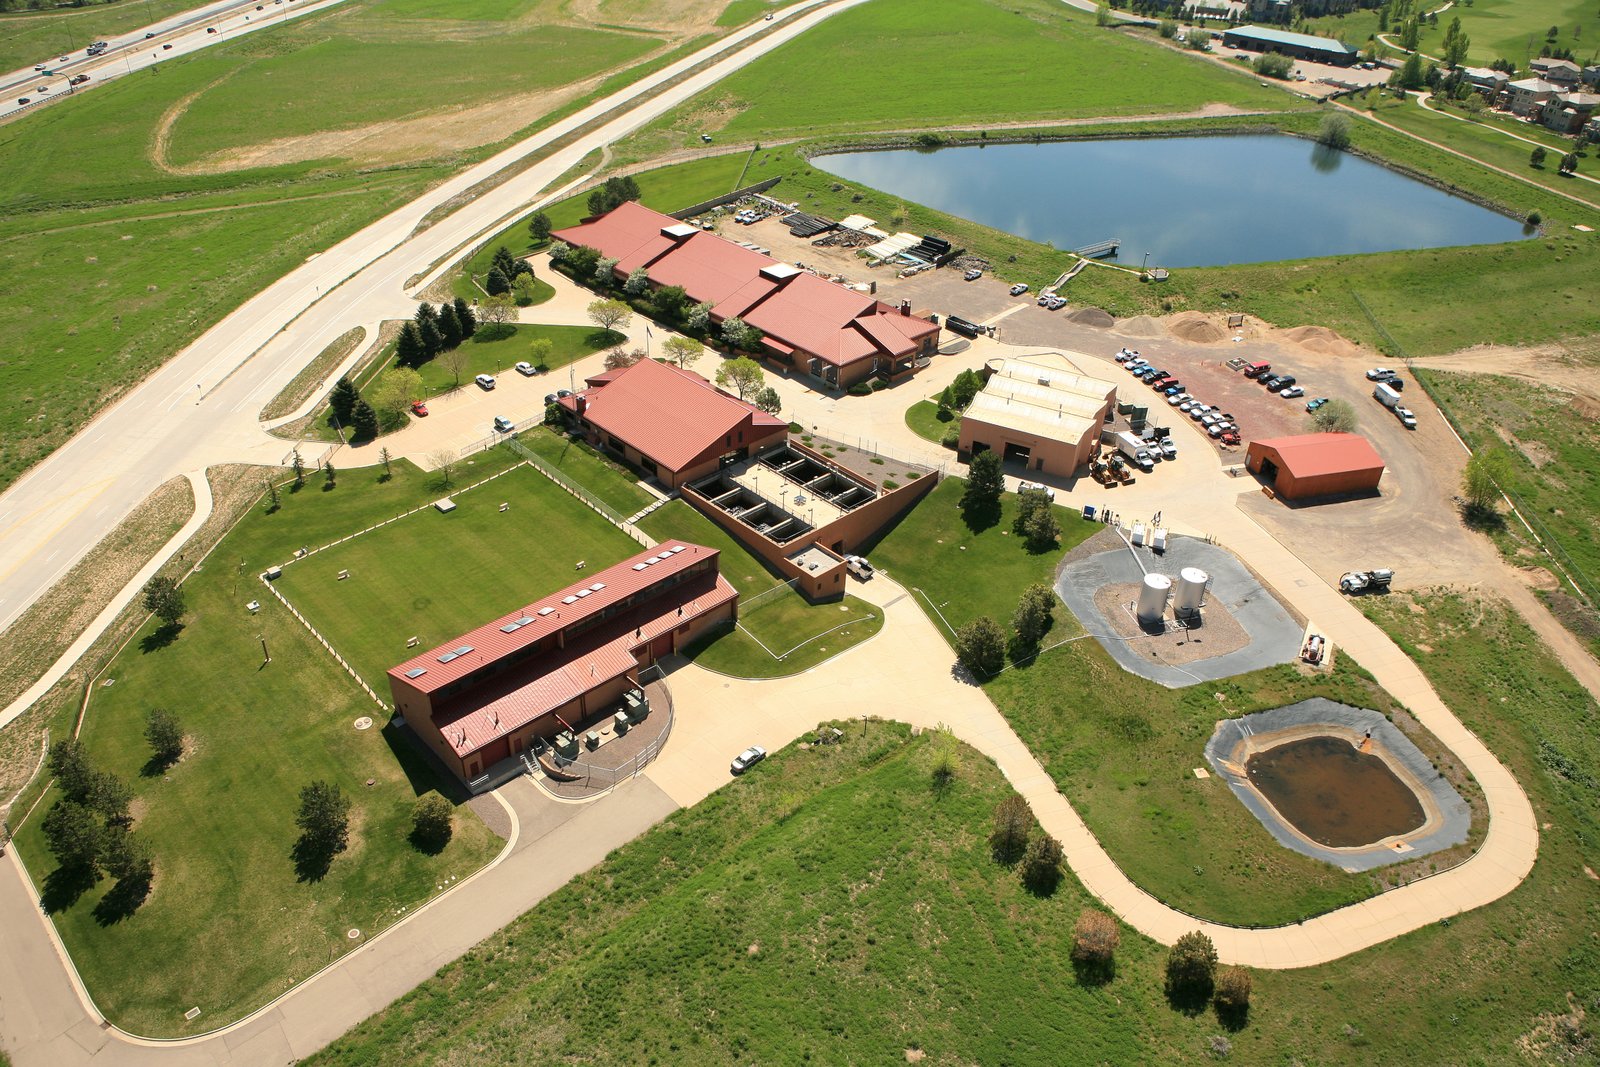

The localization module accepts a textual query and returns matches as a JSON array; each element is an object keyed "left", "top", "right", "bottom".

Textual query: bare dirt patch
[{"left": 1411, "top": 340, "right": 1600, "bottom": 407}]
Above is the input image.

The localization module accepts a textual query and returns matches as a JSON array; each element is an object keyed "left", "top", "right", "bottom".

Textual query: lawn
[
  {"left": 7, "top": 452, "right": 536, "bottom": 1036},
  {"left": 904, "top": 399, "right": 955, "bottom": 445},
  {"left": 640, "top": 501, "right": 883, "bottom": 677},
  {"left": 274, "top": 462, "right": 643, "bottom": 689},
  {"left": 1410, "top": 0, "right": 1600, "bottom": 69},
  {"left": 868, "top": 478, "right": 1482, "bottom": 925},
  {"left": 516, "top": 426, "right": 655, "bottom": 519},
  {"left": 310, "top": 588, "right": 1600, "bottom": 1064},
  {"left": 411, "top": 323, "right": 611, "bottom": 395},
  {"left": 613, "top": 0, "right": 1300, "bottom": 162}
]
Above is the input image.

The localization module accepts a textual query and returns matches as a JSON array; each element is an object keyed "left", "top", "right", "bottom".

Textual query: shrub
[
  {"left": 955, "top": 616, "right": 1006, "bottom": 677},
  {"left": 848, "top": 382, "right": 873, "bottom": 396},
  {"left": 989, "top": 795, "right": 1030, "bottom": 863},
  {"left": 1071, "top": 909, "right": 1121, "bottom": 967},
  {"left": 1253, "top": 51, "right": 1293, "bottom": 79},
  {"left": 940, "top": 425, "right": 961, "bottom": 449},
  {"left": 1214, "top": 965, "right": 1252, "bottom": 1011},
  {"left": 1316, "top": 112, "right": 1351, "bottom": 150},
  {"left": 1012, "top": 584, "right": 1056, "bottom": 649},
  {"left": 411, "top": 794, "right": 454, "bottom": 853},
  {"left": 1020, "top": 834, "right": 1064, "bottom": 894},
  {"left": 1166, "top": 931, "right": 1218, "bottom": 1003},
  {"left": 870, "top": 377, "right": 890, "bottom": 391}
]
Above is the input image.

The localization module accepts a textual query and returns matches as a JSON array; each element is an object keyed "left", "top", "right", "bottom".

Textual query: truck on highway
[
  {"left": 86, "top": 41, "right": 109, "bottom": 56},
  {"left": 1374, "top": 382, "right": 1401, "bottom": 409}
]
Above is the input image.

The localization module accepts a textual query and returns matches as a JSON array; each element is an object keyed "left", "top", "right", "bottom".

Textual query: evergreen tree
[
  {"left": 485, "top": 265, "right": 511, "bottom": 296},
  {"left": 1012, "top": 583, "right": 1056, "bottom": 648},
  {"left": 527, "top": 211, "right": 552, "bottom": 243},
  {"left": 438, "top": 302, "right": 464, "bottom": 349},
  {"left": 48, "top": 737, "right": 94, "bottom": 804},
  {"left": 954, "top": 616, "right": 1007, "bottom": 677},
  {"left": 492, "top": 246, "right": 518, "bottom": 280},
  {"left": 42, "top": 799, "right": 104, "bottom": 873},
  {"left": 453, "top": 297, "right": 477, "bottom": 338},
  {"left": 329, "top": 376, "right": 359, "bottom": 425},
  {"left": 395, "top": 322, "right": 426, "bottom": 368},
  {"left": 960, "top": 450, "right": 1004, "bottom": 520},
  {"left": 415, "top": 304, "right": 444, "bottom": 358},
  {"left": 352, "top": 399, "right": 378, "bottom": 440}
]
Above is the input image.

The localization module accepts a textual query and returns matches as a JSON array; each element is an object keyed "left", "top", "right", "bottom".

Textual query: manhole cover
[
  {"left": 347, "top": 929, "right": 361, "bottom": 940},
  {"left": 354, "top": 716, "right": 373, "bottom": 731}
]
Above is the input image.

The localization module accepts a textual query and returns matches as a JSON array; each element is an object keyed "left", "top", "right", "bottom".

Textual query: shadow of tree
[
  {"left": 1214, "top": 1000, "right": 1250, "bottom": 1032},
  {"left": 1165, "top": 980, "right": 1214, "bottom": 1017},
  {"left": 291, "top": 835, "right": 337, "bottom": 883},
  {"left": 1072, "top": 956, "right": 1116, "bottom": 987},
  {"left": 140, "top": 753, "right": 174, "bottom": 779},
  {"left": 961, "top": 502, "right": 1001, "bottom": 534},
  {"left": 93, "top": 871, "right": 154, "bottom": 925},
  {"left": 1022, "top": 867, "right": 1062, "bottom": 898},
  {"left": 40, "top": 864, "right": 99, "bottom": 914},
  {"left": 408, "top": 827, "right": 450, "bottom": 856},
  {"left": 139, "top": 623, "right": 183, "bottom": 654}
]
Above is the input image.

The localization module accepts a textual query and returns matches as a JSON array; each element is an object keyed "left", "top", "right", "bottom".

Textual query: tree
[
  {"left": 954, "top": 615, "right": 1006, "bottom": 677},
  {"left": 949, "top": 368, "right": 984, "bottom": 409},
  {"left": 960, "top": 449, "right": 1004, "bottom": 519},
  {"left": 143, "top": 575, "right": 185, "bottom": 628},
  {"left": 1187, "top": 28, "right": 1210, "bottom": 50},
  {"left": 48, "top": 738, "right": 94, "bottom": 805},
  {"left": 1020, "top": 833, "right": 1064, "bottom": 894},
  {"left": 662, "top": 335, "right": 703, "bottom": 369},
  {"left": 1531, "top": 145, "right": 1548, "bottom": 168},
  {"left": 653, "top": 284, "right": 689, "bottom": 320},
  {"left": 42, "top": 799, "right": 104, "bottom": 873},
  {"left": 453, "top": 297, "right": 477, "bottom": 339},
  {"left": 291, "top": 447, "right": 306, "bottom": 488},
  {"left": 526, "top": 337, "right": 554, "bottom": 370},
  {"left": 1013, "top": 489, "right": 1059, "bottom": 551},
  {"left": 411, "top": 794, "right": 454, "bottom": 853},
  {"left": 1214, "top": 965, "right": 1253, "bottom": 1012},
  {"left": 512, "top": 273, "right": 540, "bottom": 306},
  {"left": 720, "top": 315, "right": 758, "bottom": 349},
  {"left": 1462, "top": 448, "right": 1508, "bottom": 514},
  {"left": 84, "top": 769, "right": 132, "bottom": 825},
  {"left": 1316, "top": 111, "right": 1351, "bottom": 150},
  {"left": 545, "top": 401, "right": 565, "bottom": 427},
  {"left": 594, "top": 255, "right": 620, "bottom": 288},
  {"left": 527, "top": 211, "right": 552, "bottom": 244},
  {"left": 479, "top": 294, "right": 518, "bottom": 328},
  {"left": 370, "top": 367, "right": 425, "bottom": 427},
  {"left": 265, "top": 477, "right": 280, "bottom": 511},
  {"left": 586, "top": 174, "right": 643, "bottom": 216},
  {"left": 604, "top": 346, "right": 643, "bottom": 371},
  {"left": 937, "top": 385, "right": 955, "bottom": 414},
  {"left": 415, "top": 303, "right": 444, "bottom": 358},
  {"left": 378, "top": 446, "right": 392, "bottom": 480},
  {"left": 1253, "top": 51, "right": 1293, "bottom": 78},
  {"left": 587, "top": 298, "right": 633, "bottom": 335},
  {"left": 1441, "top": 16, "right": 1470, "bottom": 66},
  {"left": 329, "top": 376, "right": 359, "bottom": 425},
  {"left": 715, "top": 356, "right": 765, "bottom": 401},
  {"left": 352, "top": 398, "right": 378, "bottom": 440},
  {"left": 491, "top": 246, "right": 518, "bottom": 281},
  {"left": 685, "top": 300, "right": 714, "bottom": 332},
  {"left": 324, "top": 461, "right": 337, "bottom": 489},
  {"left": 989, "top": 794, "right": 1031, "bottom": 863},
  {"left": 1071, "top": 910, "right": 1121, "bottom": 969},
  {"left": 624, "top": 266, "right": 650, "bottom": 296},
  {"left": 145, "top": 708, "right": 184, "bottom": 768},
  {"left": 564, "top": 244, "right": 601, "bottom": 280},
  {"left": 103, "top": 828, "right": 152, "bottom": 883},
  {"left": 1012, "top": 583, "right": 1056, "bottom": 648},
  {"left": 1560, "top": 152, "right": 1579, "bottom": 174},
  {"left": 1399, "top": 16, "right": 1421, "bottom": 51},
  {"left": 441, "top": 344, "right": 472, "bottom": 388},
  {"left": 1166, "top": 931, "right": 1219, "bottom": 1002},
  {"left": 754, "top": 386, "right": 783, "bottom": 416},
  {"left": 296, "top": 781, "right": 351, "bottom": 857},
  {"left": 428, "top": 447, "right": 459, "bottom": 488},
  {"left": 485, "top": 265, "right": 511, "bottom": 296},
  {"left": 395, "top": 322, "right": 426, "bottom": 368},
  {"left": 1391, "top": 50, "right": 1426, "bottom": 89},
  {"left": 1310, "top": 397, "right": 1358, "bottom": 433},
  {"left": 437, "top": 302, "right": 464, "bottom": 349}
]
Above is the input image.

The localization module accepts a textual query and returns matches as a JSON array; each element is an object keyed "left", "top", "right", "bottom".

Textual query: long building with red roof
[
  {"left": 552, "top": 201, "right": 940, "bottom": 389},
  {"left": 388, "top": 540, "right": 736, "bottom": 787}
]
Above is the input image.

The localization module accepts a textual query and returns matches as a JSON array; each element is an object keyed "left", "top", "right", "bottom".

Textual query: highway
[{"left": 0, "top": 0, "right": 350, "bottom": 120}]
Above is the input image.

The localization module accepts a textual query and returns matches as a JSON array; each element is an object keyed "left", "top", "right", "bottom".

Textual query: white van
[{"left": 475, "top": 374, "right": 496, "bottom": 390}]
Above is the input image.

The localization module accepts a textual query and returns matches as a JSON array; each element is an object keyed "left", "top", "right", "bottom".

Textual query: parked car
[
  {"left": 730, "top": 745, "right": 767, "bottom": 775},
  {"left": 1018, "top": 481, "right": 1055, "bottom": 500},
  {"left": 1280, "top": 385, "right": 1305, "bottom": 399},
  {"left": 1306, "top": 397, "right": 1330, "bottom": 412},
  {"left": 514, "top": 361, "right": 536, "bottom": 376},
  {"left": 1381, "top": 375, "right": 1405, "bottom": 390},
  {"left": 1115, "top": 348, "right": 1140, "bottom": 363},
  {"left": 1125, "top": 361, "right": 1149, "bottom": 374},
  {"left": 1161, "top": 384, "right": 1184, "bottom": 396},
  {"left": 1365, "top": 367, "right": 1396, "bottom": 380},
  {"left": 1188, "top": 405, "right": 1211, "bottom": 420},
  {"left": 844, "top": 554, "right": 874, "bottom": 580},
  {"left": 1009, "top": 283, "right": 1029, "bottom": 296},
  {"left": 1267, "top": 376, "right": 1296, "bottom": 393},
  {"left": 1159, "top": 439, "right": 1177, "bottom": 459},
  {"left": 1396, "top": 406, "right": 1417, "bottom": 429},
  {"left": 1178, "top": 400, "right": 1196, "bottom": 413},
  {"left": 475, "top": 373, "right": 496, "bottom": 390},
  {"left": 1242, "top": 361, "right": 1271, "bottom": 379},
  {"left": 493, "top": 416, "right": 513, "bottom": 433},
  {"left": 410, "top": 400, "right": 428, "bottom": 417},
  {"left": 1168, "top": 392, "right": 1190, "bottom": 406},
  {"left": 1132, "top": 450, "right": 1155, "bottom": 473},
  {"left": 964, "top": 269, "right": 982, "bottom": 281},
  {"left": 544, "top": 393, "right": 559, "bottom": 405}
]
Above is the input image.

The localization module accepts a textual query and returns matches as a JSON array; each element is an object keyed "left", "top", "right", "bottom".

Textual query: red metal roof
[
  {"left": 550, "top": 200, "right": 681, "bottom": 273},
  {"left": 431, "top": 568, "right": 737, "bottom": 756},
  {"left": 387, "top": 539, "right": 720, "bottom": 695},
  {"left": 646, "top": 231, "right": 774, "bottom": 307},
  {"left": 561, "top": 358, "right": 786, "bottom": 472},
  {"left": 1250, "top": 433, "right": 1385, "bottom": 479}
]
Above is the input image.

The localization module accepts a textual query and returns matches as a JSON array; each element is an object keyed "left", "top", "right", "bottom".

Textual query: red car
[{"left": 411, "top": 400, "right": 428, "bottom": 417}]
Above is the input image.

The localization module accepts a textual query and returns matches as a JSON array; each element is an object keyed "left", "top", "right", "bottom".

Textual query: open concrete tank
[
  {"left": 1175, "top": 567, "right": 1210, "bottom": 618},
  {"left": 1137, "top": 572, "right": 1172, "bottom": 625}
]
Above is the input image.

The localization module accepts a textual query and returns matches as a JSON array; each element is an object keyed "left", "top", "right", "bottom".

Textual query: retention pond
[
  {"left": 1246, "top": 735, "right": 1426, "bottom": 847},
  {"left": 814, "top": 134, "right": 1531, "bottom": 267}
]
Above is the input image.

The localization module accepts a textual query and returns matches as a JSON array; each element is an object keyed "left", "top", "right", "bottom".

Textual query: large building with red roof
[
  {"left": 387, "top": 540, "right": 736, "bottom": 787},
  {"left": 559, "top": 357, "right": 789, "bottom": 490},
  {"left": 1246, "top": 433, "right": 1385, "bottom": 500},
  {"left": 551, "top": 201, "right": 940, "bottom": 389}
]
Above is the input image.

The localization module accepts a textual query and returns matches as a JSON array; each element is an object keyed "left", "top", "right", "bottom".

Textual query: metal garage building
[
  {"left": 959, "top": 353, "right": 1119, "bottom": 475},
  {"left": 1246, "top": 433, "right": 1385, "bottom": 500}
]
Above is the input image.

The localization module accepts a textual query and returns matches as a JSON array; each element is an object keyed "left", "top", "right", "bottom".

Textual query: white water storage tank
[
  {"left": 1174, "top": 567, "right": 1210, "bottom": 618},
  {"left": 1137, "top": 573, "right": 1172, "bottom": 625}
]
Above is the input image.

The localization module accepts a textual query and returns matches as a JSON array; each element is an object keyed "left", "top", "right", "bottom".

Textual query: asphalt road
[
  {"left": 0, "top": 0, "right": 351, "bottom": 119},
  {"left": 0, "top": 0, "right": 867, "bottom": 714}
]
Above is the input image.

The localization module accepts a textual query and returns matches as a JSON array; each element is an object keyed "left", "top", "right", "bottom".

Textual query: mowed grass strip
[
  {"left": 869, "top": 479, "right": 1482, "bottom": 925},
  {"left": 516, "top": 427, "right": 655, "bottom": 518},
  {"left": 275, "top": 463, "right": 643, "bottom": 688},
  {"left": 9, "top": 455, "right": 530, "bottom": 1036},
  {"left": 640, "top": 501, "right": 883, "bottom": 677}
]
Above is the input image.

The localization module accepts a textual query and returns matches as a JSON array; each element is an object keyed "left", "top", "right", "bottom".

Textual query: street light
[{"left": 1142, "top": 251, "right": 1151, "bottom": 271}]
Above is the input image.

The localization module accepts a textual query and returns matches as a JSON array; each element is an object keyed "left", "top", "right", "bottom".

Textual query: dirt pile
[
  {"left": 1116, "top": 314, "right": 1166, "bottom": 338},
  {"left": 1167, "top": 312, "right": 1227, "bottom": 344},
  {"left": 1283, "top": 324, "right": 1360, "bottom": 358},
  {"left": 1068, "top": 307, "right": 1115, "bottom": 328}
]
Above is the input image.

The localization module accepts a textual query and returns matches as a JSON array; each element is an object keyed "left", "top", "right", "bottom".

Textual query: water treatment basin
[{"left": 1246, "top": 735, "right": 1425, "bottom": 848}]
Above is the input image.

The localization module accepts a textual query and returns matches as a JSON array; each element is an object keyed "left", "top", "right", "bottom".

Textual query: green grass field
[
  {"left": 614, "top": 0, "right": 1300, "bottom": 162},
  {"left": 904, "top": 399, "right": 954, "bottom": 445},
  {"left": 640, "top": 501, "right": 883, "bottom": 677},
  {"left": 0, "top": 0, "right": 198, "bottom": 73},
  {"left": 7, "top": 451, "right": 535, "bottom": 1036},
  {"left": 309, "top": 587, "right": 1600, "bottom": 1064},
  {"left": 274, "top": 462, "right": 643, "bottom": 689},
  {"left": 1413, "top": 0, "right": 1600, "bottom": 68},
  {"left": 516, "top": 426, "right": 656, "bottom": 518}
]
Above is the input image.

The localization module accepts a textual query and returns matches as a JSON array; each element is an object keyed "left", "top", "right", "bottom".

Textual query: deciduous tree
[
  {"left": 720, "top": 315, "right": 758, "bottom": 349},
  {"left": 1214, "top": 965, "right": 1253, "bottom": 1012},
  {"left": 662, "top": 335, "right": 703, "bottom": 369},
  {"left": 954, "top": 615, "right": 1006, "bottom": 677},
  {"left": 479, "top": 294, "right": 518, "bottom": 328},
  {"left": 441, "top": 345, "right": 472, "bottom": 388},
  {"left": 48, "top": 738, "right": 94, "bottom": 805},
  {"left": 526, "top": 337, "right": 554, "bottom": 370},
  {"left": 411, "top": 794, "right": 454, "bottom": 853},
  {"left": 604, "top": 346, "right": 643, "bottom": 371},
  {"left": 1462, "top": 447, "right": 1508, "bottom": 514},
  {"left": 1012, "top": 583, "right": 1056, "bottom": 648},
  {"left": 427, "top": 447, "right": 459, "bottom": 488},
  {"left": 1310, "top": 397, "right": 1358, "bottom": 433},
  {"left": 370, "top": 368, "right": 425, "bottom": 427},
  {"left": 145, "top": 708, "right": 184, "bottom": 768},
  {"left": 989, "top": 794, "right": 1030, "bottom": 863},
  {"left": 715, "top": 356, "right": 765, "bottom": 401},
  {"left": 755, "top": 386, "right": 783, "bottom": 415},
  {"left": 653, "top": 284, "right": 689, "bottom": 319},
  {"left": 1071, "top": 909, "right": 1121, "bottom": 968},
  {"left": 587, "top": 298, "right": 633, "bottom": 335},
  {"left": 42, "top": 799, "right": 104, "bottom": 873},
  {"left": 512, "top": 273, "right": 540, "bottom": 306},
  {"left": 143, "top": 575, "right": 185, "bottom": 628},
  {"left": 624, "top": 267, "right": 650, "bottom": 296},
  {"left": 685, "top": 300, "right": 714, "bottom": 332},
  {"left": 1020, "top": 833, "right": 1063, "bottom": 894},
  {"left": 1531, "top": 145, "right": 1548, "bottom": 168},
  {"left": 296, "top": 781, "right": 351, "bottom": 857},
  {"left": 1316, "top": 112, "right": 1351, "bottom": 149}
]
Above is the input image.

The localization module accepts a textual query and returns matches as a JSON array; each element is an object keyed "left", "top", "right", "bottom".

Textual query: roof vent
[{"left": 661, "top": 223, "right": 698, "bottom": 239}]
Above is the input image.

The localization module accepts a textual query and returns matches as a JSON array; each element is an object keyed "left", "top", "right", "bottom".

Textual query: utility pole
[{"left": 259, "top": 635, "right": 271, "bottom": 665}]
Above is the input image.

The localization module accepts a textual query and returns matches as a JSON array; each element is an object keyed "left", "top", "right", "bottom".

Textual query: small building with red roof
[
  {"left": 387, "top": 539, "right": 736, "bottom": 787},
  {"left": 1246, "top": 433, "right": 1385, "bottom": 500},
  {"left": 559, "top": 357, "right": 789, "bottom": 490},
  {"left": 552, "top": 201, "right": 940, "bottom": 389}
]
